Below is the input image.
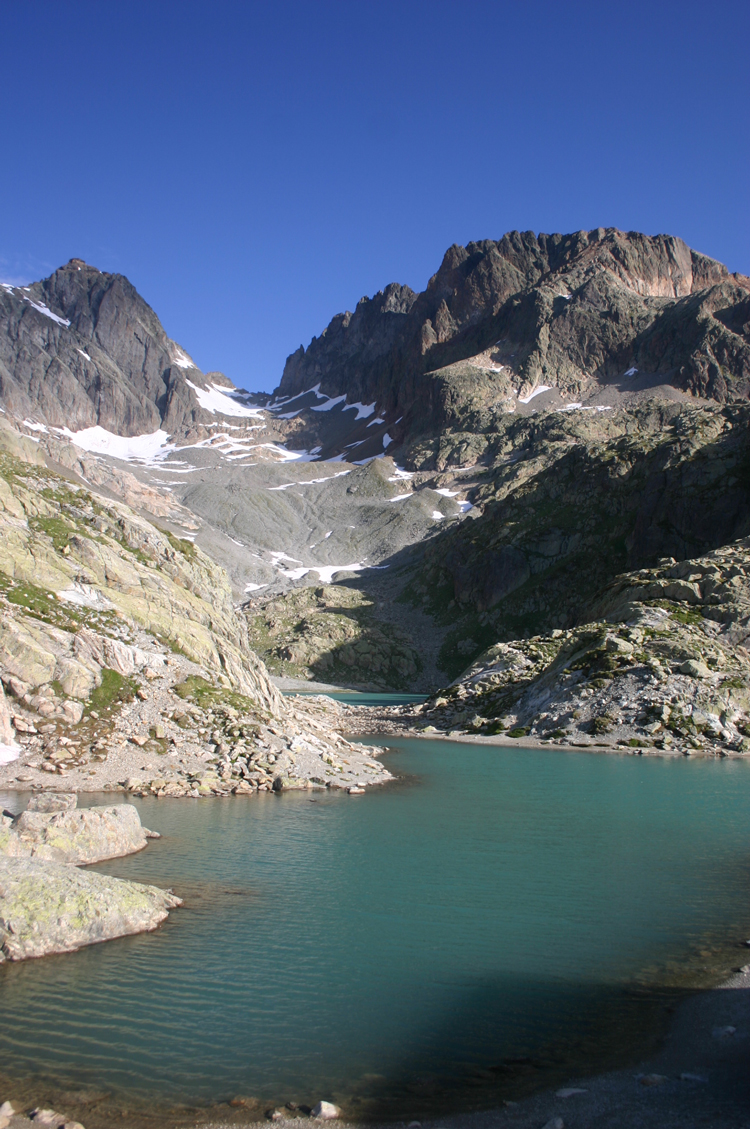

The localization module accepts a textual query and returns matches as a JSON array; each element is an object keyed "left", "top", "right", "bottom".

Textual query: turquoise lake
[
  {"left": 283, "top": 691, "right": 427, "bottom": 706},
  {"left": 1, "top": 738, "right": 750, "bottom": 1125}
]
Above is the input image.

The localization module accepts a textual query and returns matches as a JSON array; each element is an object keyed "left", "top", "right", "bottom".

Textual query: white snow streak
[
  {"left": 26, "top": 299, "right": 70, "bottom": 326},
  {"left": 519, "top": 385, "right": 551, "bottom": 404},
  {"left": 268, "top": 470, "right": 351, "bottom": 491}
]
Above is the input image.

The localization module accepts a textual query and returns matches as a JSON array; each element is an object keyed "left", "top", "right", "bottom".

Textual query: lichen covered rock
[{"left": 0, "top": 856, "right": 181, "bottom": 961}]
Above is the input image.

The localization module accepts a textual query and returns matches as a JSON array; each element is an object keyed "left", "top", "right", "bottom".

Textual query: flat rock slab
[
  {"left": 0, "top": 856, "right": 181, "bottom": 961},
  {"left": 1, "top": 804, "right": 151, "bottom": 865}
]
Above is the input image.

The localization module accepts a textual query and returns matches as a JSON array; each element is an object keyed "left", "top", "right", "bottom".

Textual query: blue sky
[{"left": 2, "top": 1, "right": 747, "bottom": 392}]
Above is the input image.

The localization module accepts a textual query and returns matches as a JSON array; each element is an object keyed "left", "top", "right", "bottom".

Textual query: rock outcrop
[
  {"left": 0, "top": 802, "right": 154, "bottom": 865},
  {"left": 0, "top": 261, "right": 241, "bottom": 436},
  {"left": 0, "top": 439, "right": 281, "bottom": 710},
  {"left": 0, "top": 856, "right": 180, "bottom": 961},
  {"left": 408, "top": 400, "right": 750, "bottom": 677},
  {"left": 417, "top": 537, "right": 750, "bottom": 755}
]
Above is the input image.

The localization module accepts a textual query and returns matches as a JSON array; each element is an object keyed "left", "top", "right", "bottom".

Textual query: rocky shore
[
  {"left": 337, "top": 537, "right": 750, "bottom": 768},
  {"left": 0, "top": 441, "right": 391, "bottom": 802},
  {"left": 0, "top": 793, "right": 179, "bottom": 962}
]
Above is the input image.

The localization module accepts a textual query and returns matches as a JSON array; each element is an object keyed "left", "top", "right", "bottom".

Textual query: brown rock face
[{"left": 276, "top": 228, "right": 750, "bottom": 424}]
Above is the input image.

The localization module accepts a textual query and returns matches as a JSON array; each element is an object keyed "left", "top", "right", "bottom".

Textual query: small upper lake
[
  {"left": 283, "top": 690, "right": 428, "bottom": 707},
  {"left": 1, "top": 739, "right": 749, "bottom": 1125}
]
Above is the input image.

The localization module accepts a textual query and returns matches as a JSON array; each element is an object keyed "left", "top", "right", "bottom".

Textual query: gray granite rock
[
  {"left": 1, "top": 804, "right": 152, "bottom": 864},
  {"left": 0, "top": 856, "right": 181, "bottom": 961}
]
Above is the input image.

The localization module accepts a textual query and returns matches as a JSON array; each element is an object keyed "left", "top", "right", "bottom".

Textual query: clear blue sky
[{"left": 2, "top": 0, "right": 748, "bottom": 392}]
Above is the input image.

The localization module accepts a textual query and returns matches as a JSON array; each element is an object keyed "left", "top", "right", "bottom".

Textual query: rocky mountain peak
[
  {"left": 276, "top": 228, "right": 750, "bottom": 425},
  {"left": 0, "top": 260, "right": 234, "bottom": 438}
]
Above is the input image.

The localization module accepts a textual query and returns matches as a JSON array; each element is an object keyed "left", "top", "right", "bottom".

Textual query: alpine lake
[{"left": 1, "top": 727, "right": 750, "bottom": 1127}]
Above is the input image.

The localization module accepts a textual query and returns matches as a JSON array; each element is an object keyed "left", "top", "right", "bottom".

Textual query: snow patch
[
  {"left": 389, "top": 465, "right": 413, "bottom": 480},
  {"left": 61, "top": 426, "right": 174, "bottom": 463},
  {"left": 171, "top": 348, "right": 195, "bottom": 369},
  {"left": 269, "top": 551, "right": 388, "bottom": 584},
  {"left": 388, "top": 492, "right": 413, "bottom": 502},
  {"left": 432, "top": 510, "right": 445, "bottom": 520},
  {"left": 311, "top": 394, "right": 347, "bottom": 412},
  {"left": 342, "top": 401, "right": 377, "bottom": 420},
  {"left": 519, "top": 385, "right": 551, "bottom": 404},
  {"left": 186, "top": 380, "right": 265, "bottom": 418},
  {"left": 367, "top": 417, "right": 385, "bottom": 427},
  {"left": 77, "top": 348, "right": 91, "bottom": 361},
  {"left": 25, "top": 299, "right": 70, "bottom": 326},
  {"left": 624, "top": 367, "right": 638, "bottom": 376},
  {"left": 382, "top": 432, "right": 393, "bottom": 449},
  {"left": 0, "top": 741, "right": 20, "bottom": 765},
  {"left": 22, "top": 419, "right": 48, "bottom": 433},
  {"left": 244, "top": 583, "right": 266, "bottom": 592}
]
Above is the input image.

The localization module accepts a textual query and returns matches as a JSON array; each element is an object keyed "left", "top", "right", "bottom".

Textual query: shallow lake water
[{"left": 1, "top": 739, "right": 750, "bottom": 1125}]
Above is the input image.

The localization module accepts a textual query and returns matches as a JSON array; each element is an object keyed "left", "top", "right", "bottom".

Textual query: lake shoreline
[
  {"left": 196, "top": 966, "right": 750, "bottom": 1129},
  {"left": 1, "top": 737, "right": 748, "bottom": 1129},
  {"left": 348, "top": 715, "right": 750, "bottom": 761},
  {"left": 3, "top": 966, "right": 748, "bottom": 1129}
]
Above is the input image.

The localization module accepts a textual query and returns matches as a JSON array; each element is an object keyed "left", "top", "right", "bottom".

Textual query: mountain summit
[
  {"left": 278, "top": 228, "right": 750, "bottom": 435},
  {"left": 0, "top": 259, "right": 242, "bottom": 436}
]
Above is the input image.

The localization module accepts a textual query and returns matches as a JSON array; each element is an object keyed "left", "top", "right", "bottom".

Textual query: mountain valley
[{"left": 1, "top": 227, "right": 749, "bottom": 751}]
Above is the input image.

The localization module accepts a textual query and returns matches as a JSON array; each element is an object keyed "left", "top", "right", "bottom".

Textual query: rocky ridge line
[{"left": 278, "top": 229, "right": 750, "bottom": 439}]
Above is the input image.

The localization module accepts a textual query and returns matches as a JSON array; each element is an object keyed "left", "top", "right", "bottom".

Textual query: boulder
[
  {"left": 0, "top": 856, "right": 181, "bottom": 961},
  {"left": 311, "top": 1102, "right": 340, "bottom": 1120},
  {"left": 4, "top": 803, "right": 151, "bottom": 864},
  {"left": 26, "top": 793, "right": 77, "bottom": 813},
  {"left": 680, "top": 659, "right": 711, "bottom": 678}
]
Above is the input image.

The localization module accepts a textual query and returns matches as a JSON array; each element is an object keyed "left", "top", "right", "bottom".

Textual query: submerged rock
[{"left": 0, "top": 856, "right": 181, "bottom": 961}]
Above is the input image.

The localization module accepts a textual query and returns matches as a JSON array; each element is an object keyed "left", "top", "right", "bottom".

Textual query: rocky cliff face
[
  {"left": 277, "top": 229, "right": 750, "bottom": 431},
  {"left": 407, "top": 400, "right": 750, "bottom": 677},
  {"left": 0, "top": 260, "right": 236, "bottom": 435}
]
